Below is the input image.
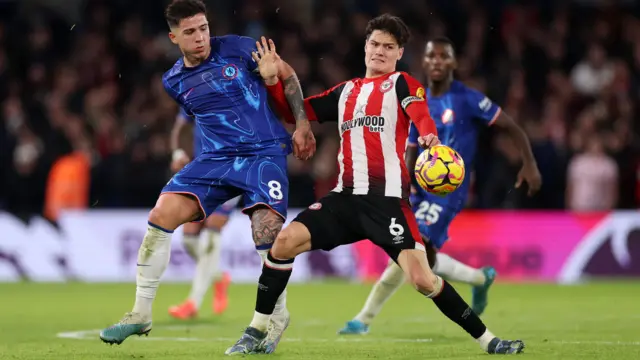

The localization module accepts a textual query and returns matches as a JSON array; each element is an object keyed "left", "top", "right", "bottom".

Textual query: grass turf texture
[{"left": 1, "top": 281, "right": 639, "bottom": 359}]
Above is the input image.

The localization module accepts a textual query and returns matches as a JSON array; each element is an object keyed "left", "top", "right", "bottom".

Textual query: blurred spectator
[
  {"left": 570, "top": 43, "right": 614, "bottom": 97},
  {"left": 566, "top": 135, "right": 619, "bottom": 212},
  {"left": 44, "top": 136, "right": 92, "bottom": 221}
]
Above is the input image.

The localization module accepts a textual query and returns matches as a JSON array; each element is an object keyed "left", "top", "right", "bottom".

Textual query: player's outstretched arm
[
  {"left": 406, "top": 102, "right": 439, "bottom": 149},
  {"left": 492, "top": 112, "right": 542, "bottom": 196},
  {"left": 252, "top": 37, "right": 316, "bottom": 160},
  {"left": 270, "top": 81, "right": 348, "bottom": 125}
]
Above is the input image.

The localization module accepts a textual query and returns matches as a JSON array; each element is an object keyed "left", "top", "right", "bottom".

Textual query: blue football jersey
[
  {"left": 163, "top": 35, "right": 292, "bottom": 157},
  {"left": 409, "top": 80, "right": 501, "bottom": 209}
]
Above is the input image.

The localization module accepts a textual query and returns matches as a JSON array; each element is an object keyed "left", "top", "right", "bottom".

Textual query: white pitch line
[
  {"left": 128, "top": 317, "right": 435, "bottom": 332},
  {"left": 56, "top": 329, "right": 432, "bottom": 343},
  {"left": 56, "top": 328, "right": 640, "bottom": 346}
]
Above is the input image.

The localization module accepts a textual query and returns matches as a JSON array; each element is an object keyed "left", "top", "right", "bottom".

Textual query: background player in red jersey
[{"left": 226, "top": 14, "right": 524, "bottom": 356}]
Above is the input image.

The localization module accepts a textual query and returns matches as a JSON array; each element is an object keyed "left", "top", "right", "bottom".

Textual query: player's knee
[
  {"left": 149, "top": 194, "right": 201, "bottom": 230},
  {"left": 148, "top": 206, "right": 175, "bottom": 230},
  {"left": 271, "top": 230, "right": 295, "bottom": 259},
  {"left": 408, "top": 267, "right": 439, "bottom": 295},
  {"left": 271, "top": 223, "right": 310, "bottom": 260}
]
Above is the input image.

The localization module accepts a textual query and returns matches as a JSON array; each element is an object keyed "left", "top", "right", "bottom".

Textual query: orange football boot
[
  {"left": 212, "top": 272, "right": 231, "bottom": 314},
  {"left": 168, "top": 300, "right": 198, "bottom": 319}
]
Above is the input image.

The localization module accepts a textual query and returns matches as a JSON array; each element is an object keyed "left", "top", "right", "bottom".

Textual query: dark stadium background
[{"left": 1, "top": 0, "right": 639, "bottom": 220}]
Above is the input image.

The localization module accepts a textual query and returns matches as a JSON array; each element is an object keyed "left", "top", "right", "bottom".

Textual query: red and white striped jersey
[{"left": 303, "top": 71, "right": 436, "bottom": 199}]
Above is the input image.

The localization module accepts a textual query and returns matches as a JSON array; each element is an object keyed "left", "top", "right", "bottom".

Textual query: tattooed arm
[
  {"left": 277, "top": 59, "right": 316, "bottom": 159},
  {"left": 251, "top": 36, "right": 316, "bottom": 159},
  {"left": 277, "top": 60, "right": 310, "bottom": 128},
  {"left": 250, "top": 208, "right": 284, "bottom": 247}
]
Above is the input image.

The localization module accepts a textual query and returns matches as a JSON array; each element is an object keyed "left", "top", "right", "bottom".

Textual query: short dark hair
[
  {"left": 429, "top": 36, "right": 454, "bottom": 48},
  {"left": 165, "top": 0, "right": 207, "bottom": 28},
  {"left": 427, "top": 36, "right": 456, "bottom": 55},
  {"left": 365, "top": 14, "right": 411, "bottom": 47}
]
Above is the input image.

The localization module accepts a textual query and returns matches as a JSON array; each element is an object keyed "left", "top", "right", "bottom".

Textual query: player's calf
[
  {"left": 181, "top": 222, "right": 202, "bottom": 261},
  {"left": 228, "top": 222, "right": 311, "bottom": 355},
  {"left": 254, "top": 223, "right": 310, "bottom": 333},
  {"left": 226, "top": 251, "right": 293, "bottom": 355},
  {"left": 101, "top": 194, "right": 202, "bottom": 345},
  {"left": 398, "top": 249, "right": 441, "bottom": 296},
  {"left": 243, "top": 208, "right": 295, "bottom": 354},
  {"left": 181, "top": 233, "right": 200, "bottom": 260},
  {"left": 397, "top": 249, "right": 524, "bottom": 355}
]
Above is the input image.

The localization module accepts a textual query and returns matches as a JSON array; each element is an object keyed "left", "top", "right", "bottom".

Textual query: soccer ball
[{"left": 414, "top": 145, "right": 465, "bottom": 196}]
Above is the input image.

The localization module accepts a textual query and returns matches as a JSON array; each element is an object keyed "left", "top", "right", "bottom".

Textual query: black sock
[
  {"left": 255, "top": 251, "right": 294, "bottom": 315},
  {"left": 431, "top": 279, "right": 487, "bottom": 339}
]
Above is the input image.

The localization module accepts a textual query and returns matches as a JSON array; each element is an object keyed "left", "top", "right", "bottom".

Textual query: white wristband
[{"left": 172, "top": 149, "right": 187, "bottom": 162}]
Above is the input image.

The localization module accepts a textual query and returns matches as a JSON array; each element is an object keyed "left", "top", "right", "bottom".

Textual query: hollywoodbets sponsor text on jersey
[{"left": 340, "top": 115, "right": 385, "bottom": 133}]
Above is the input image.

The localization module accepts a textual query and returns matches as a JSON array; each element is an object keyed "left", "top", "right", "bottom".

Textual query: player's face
[
  {"left": 423, "top": 42, "right": 456, "bottom": 82},
  {"left": 364, "top": 30, "right": 404, "bottom": 75},
  {"left": 169, "top": 13, "right": 210, "bottom": 60}
]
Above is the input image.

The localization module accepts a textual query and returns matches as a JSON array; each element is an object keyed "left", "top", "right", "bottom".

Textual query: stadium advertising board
[
  {"left": 0, "top": 210, "right": 638, "bottom": 283},
  {"left": 0, "top": 210, "right": 356, "bottom": 283}
]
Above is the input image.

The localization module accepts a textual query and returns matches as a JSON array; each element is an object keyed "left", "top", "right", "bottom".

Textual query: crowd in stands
[{"left": 1, "top": 0, "right": 638, "bottom": 221}]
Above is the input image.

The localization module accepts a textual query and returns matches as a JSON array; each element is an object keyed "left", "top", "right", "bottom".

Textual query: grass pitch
[{"left": 1, "top": 281, "right": 639, "bottom": 359}]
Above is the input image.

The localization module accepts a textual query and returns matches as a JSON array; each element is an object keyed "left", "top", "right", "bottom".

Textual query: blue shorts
[
  {"left": 162, "top": 155, "right": 288, "bottom": 221},
  {"left": 410, "top": 193, "right": 461, "bottom": 250}
]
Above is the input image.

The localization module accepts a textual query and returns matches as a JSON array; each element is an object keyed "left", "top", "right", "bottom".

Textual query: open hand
[{"left": 251, "top": 37, "right": 279, "bottom": 84}]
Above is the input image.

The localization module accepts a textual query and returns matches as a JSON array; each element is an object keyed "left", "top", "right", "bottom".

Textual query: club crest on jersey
[
  {"left": 222, "top": 64, "right": 239, "bottom": 80},
  {"left": 442, "top": 109, "right": 455, "bottom": 124},
  {"left": 379, "top": 79, "right": 393, "bottom": 93},
  {"left": 309, "top": 202, "right": 322, "bottom": 210}
]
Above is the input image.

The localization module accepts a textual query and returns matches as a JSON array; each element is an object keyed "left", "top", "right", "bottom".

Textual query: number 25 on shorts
[{"left": 415, "top": 201, "right": 443, "bottom": 224}]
